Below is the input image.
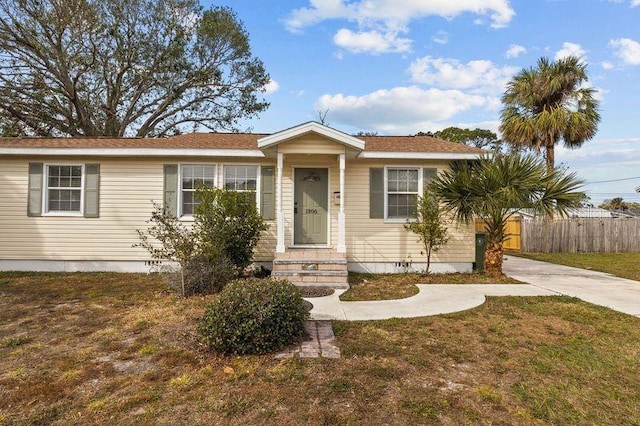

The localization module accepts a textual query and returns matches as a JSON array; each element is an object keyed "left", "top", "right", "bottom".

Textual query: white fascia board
[
  {"left": 0, "top": 148, "right": 265, "bottom": 158},
  {"left": 358, "top": 151, "right": 483, "bottom": 160},
  {"left": 257, "top": 122, "right": 365, "bottom": 150}
]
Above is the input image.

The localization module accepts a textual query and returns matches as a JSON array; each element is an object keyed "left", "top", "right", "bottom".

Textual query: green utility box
[{"left": 475, "top": 232, "right": 487, "bottom": 272}]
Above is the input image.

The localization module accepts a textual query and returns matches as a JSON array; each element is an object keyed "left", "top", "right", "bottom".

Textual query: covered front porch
[{"left": 257, "top": 122, "right": 364, "bottom": 288}]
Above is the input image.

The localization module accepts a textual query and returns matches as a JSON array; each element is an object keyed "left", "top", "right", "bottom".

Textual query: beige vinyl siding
[
  {"left": 0, "top": 143, "right": 473, "bottom": 265},
  {"left": 277, "top": 136, "right": 347, "bottom": 155},
  {"left": 344, "top": 159, "right": 474, "bottom": 264},
  {"left": 0, "top": 157, "right": 276, "bottom": 262}
]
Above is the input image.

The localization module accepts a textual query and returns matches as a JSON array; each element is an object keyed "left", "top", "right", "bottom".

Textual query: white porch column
[
  {"left": 337, "top": 153, "right": 346, "bottom": 253},
  {"left": 276, "top": 152, "right": 285, "bottom": 253}
]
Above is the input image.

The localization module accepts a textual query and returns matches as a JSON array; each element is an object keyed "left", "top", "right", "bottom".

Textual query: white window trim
[
  {"left": 383, "top": 165, "right": 423, "bottom": 223},
  {"left": 42, "top": 163, "right": 85, "bottom": 217},
  {"left": 178, "top": 163, "right": 217, "bottom": 220},
  {"left": 222, "top": 164, "right": 260, "bottom": 211}
]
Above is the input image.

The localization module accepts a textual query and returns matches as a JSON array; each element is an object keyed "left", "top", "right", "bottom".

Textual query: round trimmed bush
[{"left": 198, "top": 278, "right": 309, "bottom": 355}]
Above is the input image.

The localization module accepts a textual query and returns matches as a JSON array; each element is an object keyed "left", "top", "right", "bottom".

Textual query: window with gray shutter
[
  {"left": 260, "top": 166, "right": 275, "bottom": 220},
  {"left": 423, "top": 167, "right": 437, "bottom": 186},
  {"left": 163, "top": 164, "right": 178, "bottom": 217},
  {"left": 83, "top": 164, "right": 100, "bottom": 218},
  {"left": 27, "top": 163, "right": 43, "bottom": 217},
  {"left": 369, "top": 168, "right": 384, "bottom": 219}
]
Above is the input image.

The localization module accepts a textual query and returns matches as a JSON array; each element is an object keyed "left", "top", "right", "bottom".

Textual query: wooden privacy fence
[
  {"left": 475, "top": 217, "right": 521, "bottom": 251},
  {"left": 521, "top": 218, "right": 640, "bottom": 253}
]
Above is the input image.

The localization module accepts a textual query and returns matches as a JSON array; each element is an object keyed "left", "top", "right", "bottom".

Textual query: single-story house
[{"left": 0, "top": 121, "right": 482, "bottom": 287}]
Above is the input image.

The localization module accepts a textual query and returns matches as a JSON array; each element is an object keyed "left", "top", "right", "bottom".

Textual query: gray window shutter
[
  {"left": 27, "top": 163, "right": 43, "bottom": 217},
  {"left": 83, "top": 164, "right": 100, "bottom": 218},
  {"left": 260, "top": 166, "right": 275, "bottom": 220},
  {"left": 369, "top": 168, "right": 384, "bottom": 219},
  {"left": 423, "top": 168, "right": 437, "bottom": 186},
  {"left": 163, "top": 164, "right": 179, "bottom": 217}
]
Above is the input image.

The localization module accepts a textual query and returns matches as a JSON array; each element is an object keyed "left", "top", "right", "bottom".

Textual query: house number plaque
[{"left": 305, "top": 208, "right": 319, "bottom": 214}]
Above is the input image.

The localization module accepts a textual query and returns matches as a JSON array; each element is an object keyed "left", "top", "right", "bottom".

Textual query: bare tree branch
[{"left": 0, "top": 0, "right": 269, "bottom": 137}]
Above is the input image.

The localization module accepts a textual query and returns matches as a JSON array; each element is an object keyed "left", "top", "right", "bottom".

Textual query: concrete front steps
[{"left": 272, "top": 249, "right": 348, "bottom": 289}]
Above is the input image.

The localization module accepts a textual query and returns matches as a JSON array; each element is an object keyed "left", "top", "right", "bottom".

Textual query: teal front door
[{"left": 294, "top": 168, "right": 328, "bottom": 245}]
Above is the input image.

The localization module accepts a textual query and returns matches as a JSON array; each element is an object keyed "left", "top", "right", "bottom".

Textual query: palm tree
[
  {"left": 430, "top": 154, "right": 584, "bottom": 275},
  {"left": 500, "top": 56, "right": 600, "bottom": 172}
]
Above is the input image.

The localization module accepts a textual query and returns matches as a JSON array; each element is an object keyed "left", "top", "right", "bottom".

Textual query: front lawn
[
  {"left": 1, "top": 272, "right": 640, "bottom": 425},
  {"left": 509, "top": 252, "right": 640, "bottom": 282},
  {"left": 341, "top": 272, "right": 521, "bottom": 301}
]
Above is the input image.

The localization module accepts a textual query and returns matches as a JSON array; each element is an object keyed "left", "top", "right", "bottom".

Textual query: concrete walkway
[
  {"left": 304, "top": 256, "right": 640, "bottom": 320},
  {"left": 306, "top": 284, "right": 555, "bottom": 321},
  {"left": 503, "top": 255, "right": 640, "bottom": 317}
]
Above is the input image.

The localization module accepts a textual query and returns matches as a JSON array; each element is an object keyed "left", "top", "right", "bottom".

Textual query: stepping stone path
[{"left": 275, "top": 320, "right": 340, "bottom": 359}]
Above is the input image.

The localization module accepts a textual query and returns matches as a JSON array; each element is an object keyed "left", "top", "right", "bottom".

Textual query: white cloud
[
  {"left": 610, "top": 38, "right": 640, "bottom": 65},
  {"left": 555, "top": 42, "right": 586, "bottom": 60},
  {"left": 284, "top": 0, "right": 515, "bottom": 54},
  {"left": 506, "top": 44, "right": 526, "bottom": 58},
  {"left": 408, "top": 56, "right": 518, "bottom": 94},
  {"left": 607, "top": 0, "right": 640, "bottom": 7},
  {"left": 263, "top": 80, "right": 280, "bottom": 95},
  {"left": 333, "top": 28, "right": 411, "bottom": 54},
  {"left": 314, "top": 86, "right": 486, "bottom": 134},
  {"left": 285, "top": 0, "right": 515, "bottom": 31},
  {"left": 602, "top": 61, "right": 614, "bottom": 70},
  {"left": 432, "top": 31, "right": 448, "bottom": 45},
  {"left": 284, "top": 0, "right": 350, "bottom": 34},
  {"left": 556, "top": 138, "right": 640, "bottom": 161}
]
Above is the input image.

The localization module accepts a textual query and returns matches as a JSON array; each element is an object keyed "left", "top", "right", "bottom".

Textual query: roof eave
[
  {"left": 0, "top": 148, "right": 266, "bottom": 158},
  {"left": 357, "top": 152, "right": 484, "bottom": 160}
]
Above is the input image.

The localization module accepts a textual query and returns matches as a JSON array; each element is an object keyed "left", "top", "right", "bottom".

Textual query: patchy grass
[
  {"left": 1, "top": 272, "right": 640, "bottom": 424},
  {"left": 510, "top": 252, "right": 640, "bottom": 282},
  {"left": 341, "top": 272, "right": 521, "bottom": 301}
]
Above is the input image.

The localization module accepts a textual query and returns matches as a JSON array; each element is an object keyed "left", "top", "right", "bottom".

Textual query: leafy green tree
[
  {"left": 500, "top": 56, "right": 600, "bottom": 171},
  {"left": 434, "top": 127, "right": 502, "bottom": 151},
  {"left": 135, "top": 202, "right": 200, "bottom": 296},
  {"left": 599, "top": 198, "right": 629, "bottom": 211},
  {"left": 431, "top": 154, "right": 584, "bottom": 275},
  {"left": 0, "top": 0, "right": 269, "bottom": 137},
  {"left": 404, "top": 187, "right": 449, "bottom": 274}
]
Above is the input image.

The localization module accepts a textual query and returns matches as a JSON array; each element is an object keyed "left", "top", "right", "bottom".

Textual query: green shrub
[
  {"left": 195, "top": 188, "right": 268, "bottom": 271},
  {"left": 198, "top": 278, "right": 309, "bottom": 355}
]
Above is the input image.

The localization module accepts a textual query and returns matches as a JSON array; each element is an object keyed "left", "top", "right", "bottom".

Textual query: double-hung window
[
  {"left": 46, "top": 165, "right": 83, "bottom": 214},
  {"left": 373, "top": 166, "right": 436, "bottom": 221},
  {"left": 386, "top": 167, "right": 420, "bottom": 220},
  {"left": 223, "top": 165, "right": 258, "bottom": 193},
  {"left": 180, "top": 164, "right": 216, "bottom": 216}
]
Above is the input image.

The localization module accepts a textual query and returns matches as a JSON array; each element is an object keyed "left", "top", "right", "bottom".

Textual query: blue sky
[{"left": 212, "top": 0, "right": 640, "bottom": 205}]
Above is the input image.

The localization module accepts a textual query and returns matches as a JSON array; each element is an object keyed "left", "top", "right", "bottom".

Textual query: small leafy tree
[
  {"left": 404, "top": 187, "right": 449, "bottom": 274},
  {"left": 195, "top": 188, "right": 268, "bottom": 271},
  {"left": 136, "top": 187, "right": 268, "bottom": 296},
  {"left": 135, "top": 202, "right": 199, "bottom": 296}
]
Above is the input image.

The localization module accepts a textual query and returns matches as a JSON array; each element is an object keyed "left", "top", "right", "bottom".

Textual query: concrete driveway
[{"left": 503, "top": 255, "right": 640, "bottom": 317}]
